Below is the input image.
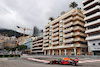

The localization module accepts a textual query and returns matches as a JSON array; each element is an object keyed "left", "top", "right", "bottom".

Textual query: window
[
  {"left": 60, "top": 37, "right": 63, "bottom": 42},
  {"left": 98, "top": 43, "right": 100, "bottom": 45},
  {"left": 93, "top": 43, "right": 95, "bottom": 46},
  {"left": 60, "top": 28, "right": 63, "bottom": 32},
  {"left": 60, "top": 24, "right": 63, "bottom": 27},
  {"left": 60, "top": 33, "right": 63, "bottom": 36},
  {"left": 50, "top": 25, "right": 52, "bottom": 28},
  {"left": 50, "top": 32, "right": 52, "bottom": 35},
  {"left": 49, "top": 40, "right": 52, "bottom": 44},
  {"left": 49, "top": 36, "right": 52, "bottom": 39}
]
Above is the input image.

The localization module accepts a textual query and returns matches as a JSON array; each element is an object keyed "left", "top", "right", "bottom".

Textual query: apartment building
[
  {"left": 43, "top": 9, "right": 88, "bottom": 56},
  {"left": 31, "top": 36, "right": 43, "bottom": 54},
  {"left": 83, "top": 0, "right": 100, "bottom": 55}
]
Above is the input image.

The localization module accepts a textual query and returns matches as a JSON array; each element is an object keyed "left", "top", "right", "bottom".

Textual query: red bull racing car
[{"left": 49, "top": 58, "right": 79, "bottom": 66}]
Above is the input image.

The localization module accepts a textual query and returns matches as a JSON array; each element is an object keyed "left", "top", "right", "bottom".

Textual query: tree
[
  {"left": 60, "top": 11, "right": 65, "bottom": 15},
  {"left": 69, "top": 2, "right": 78, "bottom": 9},
  {"left": 49, "top": 17, "right": 54, "bottom": 21},
  {"left": 17, "top": 45, "right": 27, "bottom": 50}
]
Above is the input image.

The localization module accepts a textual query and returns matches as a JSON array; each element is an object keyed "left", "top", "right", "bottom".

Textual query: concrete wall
[{"left": 88, "top": 39, "right": 100, "bottom": 52}]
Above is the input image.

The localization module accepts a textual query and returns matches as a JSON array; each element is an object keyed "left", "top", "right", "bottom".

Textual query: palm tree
[
  {"left": 69, "top": 2, "right": 78, "bottom": 9},
  {"left": 60, "top": 11, "right": 65, "bottom": 15},
  {"left": 49, "top": 17, "right": 54, "bottom": 21}
]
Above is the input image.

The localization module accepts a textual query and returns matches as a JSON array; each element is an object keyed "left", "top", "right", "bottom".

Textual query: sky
[{"left": 0, "top": 0, "right": 83, "bottom": 35}]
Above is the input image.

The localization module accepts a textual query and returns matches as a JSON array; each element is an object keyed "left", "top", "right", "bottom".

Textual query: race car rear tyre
[
  {"left": 72, "top": 63, "right": 77, "bottom": 66},
  {"left": 59, "top": 61, "right": 61, "bottom": 64}
]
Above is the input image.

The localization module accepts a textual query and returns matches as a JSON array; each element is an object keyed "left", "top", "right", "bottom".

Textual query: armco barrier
[{"left": 0, "top": 55, "right": 20, "bottom": 58}]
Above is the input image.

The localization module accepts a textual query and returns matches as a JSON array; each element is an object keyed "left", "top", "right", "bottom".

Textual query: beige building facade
[
  {"left": 31, "top": 36, "right": 44, "bottom": 54},
  {"left": 43, "top": 9, "right": 88, "bottom": 56}
]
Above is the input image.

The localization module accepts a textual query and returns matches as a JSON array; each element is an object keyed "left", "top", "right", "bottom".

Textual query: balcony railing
[
  {"left": 43, "top": 44, "right": 49, "bottom": 46},
  {"left": 52, "top": 28, "right": 59, "bottom": 32},
  {"left": 52, "top": 41, "right": 59, "bottom": 45},
  {"left": 64, "top": 38, "right": 74, "bottom": 43},
  {"left": 52, "top": 32, "right": 59, "bottom": 36},
  {"left": 83, "top": 0, "right": 99, "bottom": 9},
  {"left": 74, "top": 16, "right": 85, "bottom": 22},
  {"left": 52, "top": 24, "right": 59, "bottom": 28},
  {"left": 63, "top": 17, "right": 73, "bottom": 23},
  {"left": 74, "top": 32, "right": 86, "bottom": 37},
  {"left": 85, "top": 19, "right": 100, "bottom": 27},
  {"left": 52, "top": 37, "right": 59, "bottom": 41},
  {"left": 84, "top": 12, "right": 100, "bottom": 21},
  {"left": 83, "top": 5, "right": 100, "bottom": 15},
  {"left": 74, "top": 12, "right": 85, "bottom": 18},
  {"left": 63, "top": 33, "right": 74, "bottom": 38},
  {"left": 63, "top": 27, "right": 74, "bottom": 33},
  {"left": 32, "top": 43, "right": 43, "bottom": 47},
  {"left": 74, "top": 26, "right": 85, "bottom": 31},
  {"left": 74, "top": 21, "right": 84, "bottom": 26},
  {"left": 63, "top": 22, "right": 73, "bottom": 28},
  {"left": 86, "top": 34, "right": 100, "bottom": 40},
  {"left": 85, "top": 26, "right": 100, "bottom": 34}
]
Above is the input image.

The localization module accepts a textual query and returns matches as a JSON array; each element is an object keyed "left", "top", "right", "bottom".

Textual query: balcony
[
  {"left": 83, "top": 0, "right": 90, "bottom": 4},
  {"left": 32, "top": 47, "right": 42, "bottom": 49},
  {"left": 44, "top": 39, "right": 49, "bottom": 43},
  {"left": 43, "top": 44, "right": 49, "bottom": 47},
  {"left": 74, "top": 38, "right": 86, "bottom": 42},
  {"left": 37, "top": 39, "right": 43, "bottom": 43},
  {"left": 85, "top": 26, "right": 100, "bottom": 34},
  {"left": 63, "top": 27, "right": 74, "bottom": 33},
  {"left": 32, "top": 50, "right": 43, "bottom": 52},
  {"left": 52, "top": 28, "right": 59, "bottom": 32},
  {"left": 52, "top": 37, "right": 59, "bottom": 41},
  {"left": 83, "top": 0, "right": 99, "bottom": 9},
  {"left": 52, "top": 32, "right": 59, "bottom": 36},
  {"left": 86, "top": 34, "right": 100, "bottom": 40},
  {"left": 74, "top": 32, "right": 87, "bottom": 37},
  {"left": 64, "top": 38, "right": 74, "bottom": 43},
  {"left": 44, "top": 36, "right": 49, "bottom": 40},
  {"left": 74, "top": 16, "right": 85, "bottom": 22},
  {"left": 32, "top": 43, "right": 43, "bottom": 47},
  {"left": 63, "top": 22, "right": 73, "bottom": 28},
  {"left": 52, "top": 41, "right": 59, "bottom": 45},
  {"left": 76, "top": 44, "right": 87, "bottom": 47},
  {"left": 74, "top": 26, "right": 85, "bottom": 31},
  {"left": 44, "top": 32, "right": 49, "bottom": 36},
  {"left": 84, "top": 19, "right": 100, "bottom": 27},
  {"left": 45, "top": 24, "right": 49, "bottom": 28},
  {"left": 63, "top": 17, "right": 73, "bottom": 23},
  {"left": 74, "top": 12, "right": 85, "bottom": 18},
  {"left": 83, "top": 5, "right": 100, "bottom": 15},
  {"left": 43, "top": 44, "right": 75, "bottom": 50},
  {"left": 74, "top": 21, "right": 85, "bottom": 26},
  {"left": 45, "top": 28, "right": 49, "bottom": 32},
  {"left": 84, "top": 12, "right": 100, "bottom": 21},
  {"left": 52, "top": 24, "right": 59, "bottom": 28},
  {"left": 63, "top": 33, "right": 74, "bottom": 38}
]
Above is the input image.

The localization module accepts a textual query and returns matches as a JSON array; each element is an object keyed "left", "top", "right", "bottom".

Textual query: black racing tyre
[
  {"left": 59, "top": 61, "right": 61, "bottom": 64},
  {"left": 72, "top": 62, "right": 77, "bottom": 66}
]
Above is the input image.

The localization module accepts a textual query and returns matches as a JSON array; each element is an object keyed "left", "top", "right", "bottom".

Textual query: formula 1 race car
[{"left": 49, "top": 58, "right": 79, "bottom": 66}]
